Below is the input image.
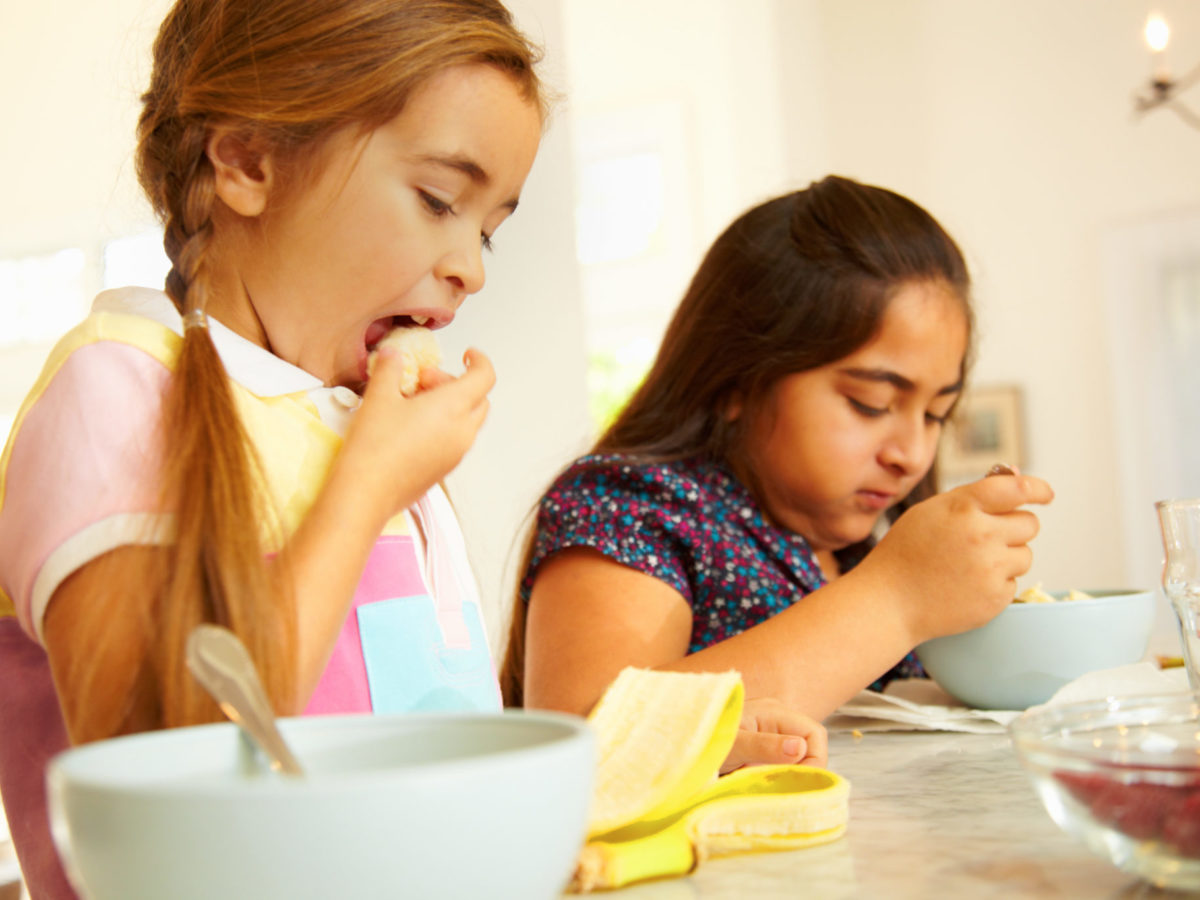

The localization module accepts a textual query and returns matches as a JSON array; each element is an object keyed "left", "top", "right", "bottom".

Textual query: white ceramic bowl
[
  {"left": 915, "top": 589, "right": 1157, "bottom": 710},
  {"left": 1010, "top": 692, "right": 1200, "bottom": 890},
  {"left": 48, "top": 711, "right": 594, "bottom": 900}
]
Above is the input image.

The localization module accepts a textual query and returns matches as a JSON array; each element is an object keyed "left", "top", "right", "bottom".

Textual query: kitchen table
[{"left": 594, "top": 728, "right": 1188, "bottom": 899}]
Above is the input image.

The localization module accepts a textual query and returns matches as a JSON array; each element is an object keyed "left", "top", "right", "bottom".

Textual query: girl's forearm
[
  {"left": 526, "top": 550, "right": 919, "bottom": 723},
  {"left": 660, "top": 572, "right": 916, "bottom": 720},
  {"left": 274, "top": 456, "right": 394, "bottom": 712}
]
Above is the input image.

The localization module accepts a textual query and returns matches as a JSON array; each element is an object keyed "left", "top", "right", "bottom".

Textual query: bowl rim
[
  {"left": 1009, "top": 688, "right": 1200, "bottom": 755},
  {"left": 915, "top": 588, "right": 1157, "bottom": 657},
  {"left": 48, "top": 709, "right": 594, "bottom": 796},
  {"left": 1000, "top": 587, "right": 1156, "bottom": 612}
]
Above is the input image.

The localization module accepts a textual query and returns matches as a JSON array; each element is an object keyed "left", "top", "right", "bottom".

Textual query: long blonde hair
[{"left": 84, "top": 0, "right": 543, "bottom": 737}]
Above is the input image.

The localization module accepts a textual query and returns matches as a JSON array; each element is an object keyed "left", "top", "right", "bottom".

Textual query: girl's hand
[
  {"left": 719, "top": 697, "right": 829, "bottom": 773},
  {"left": 859, "top": 472, "right": 1055, "bottom": 645},
  {"left": 337, "top": 346, "right": 495, "bottom": 523}
]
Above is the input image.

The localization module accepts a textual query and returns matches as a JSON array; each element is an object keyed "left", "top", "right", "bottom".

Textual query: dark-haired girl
[{"left": 504, "top": 175, "right": 1053, "bottom": 725}]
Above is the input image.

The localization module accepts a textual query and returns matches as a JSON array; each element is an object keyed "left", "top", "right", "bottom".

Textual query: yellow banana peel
[{"left": 569, "top": 668, "right": 850, "bottom": 893}]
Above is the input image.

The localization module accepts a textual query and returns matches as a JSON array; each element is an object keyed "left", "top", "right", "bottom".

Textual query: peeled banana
[
  {"left": 366, "top": 325, "right": 442, "bottom": 395},
  {"left": 569, "top": 668, "right": 850, "bottom": 892}
]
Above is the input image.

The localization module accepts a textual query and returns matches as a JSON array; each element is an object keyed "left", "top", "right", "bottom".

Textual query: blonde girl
[{"left": 0, "top": 2, "right": 543, "bottom": 896}]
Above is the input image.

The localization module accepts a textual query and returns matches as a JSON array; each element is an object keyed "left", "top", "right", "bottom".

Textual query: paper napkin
[{"left": 825, "top": 663, "right": 1191, "bottom": 735}]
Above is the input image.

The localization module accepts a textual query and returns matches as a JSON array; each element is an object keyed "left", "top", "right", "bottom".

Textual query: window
[{"left": 0, "top": 248, "right": 88, "bottom": 347}]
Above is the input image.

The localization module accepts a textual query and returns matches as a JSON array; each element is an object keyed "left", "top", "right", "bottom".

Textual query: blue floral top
[{"left": 521, "top": 453, "right": 924, "bottom": 691}]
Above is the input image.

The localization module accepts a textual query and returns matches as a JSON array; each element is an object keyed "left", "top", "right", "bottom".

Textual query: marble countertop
[{"left": 596, "top": 729, "right": 1188, "bottom": 899}]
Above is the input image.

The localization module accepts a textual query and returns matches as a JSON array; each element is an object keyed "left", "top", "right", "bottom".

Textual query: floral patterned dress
[{"left": 521, "top": 453, "right": 925, "bottom": 690}]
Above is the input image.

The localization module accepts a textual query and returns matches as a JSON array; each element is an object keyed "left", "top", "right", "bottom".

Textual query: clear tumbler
[{"left": 1157, "top": 498, "right": 1200, "bottom": 690}]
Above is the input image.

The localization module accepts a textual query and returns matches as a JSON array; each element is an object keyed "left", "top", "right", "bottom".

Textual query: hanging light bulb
[
  {"left": 1145, "top": 13, "right": 1170, "bottom": 54},
  {"left": 1135, "top": 10, "right": 1200, "bottom": 130},
  {"left": 1146, "top": 13, "right": 1171, "bottom": 83}
]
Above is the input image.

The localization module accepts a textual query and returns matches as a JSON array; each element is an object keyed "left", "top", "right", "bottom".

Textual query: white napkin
[{"left": 825, "top": 663, "right": 1191, "bottom": 735}]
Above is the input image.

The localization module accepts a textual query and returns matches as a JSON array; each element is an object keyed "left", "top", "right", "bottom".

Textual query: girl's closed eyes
[
  {"left": 418, "top": 189, "right": 454, "bottom": 217},
  {"left": 848, "top": 397, "right": 888, "bottom": 418},
  {"left": 847, "top": 395, "right": 954, "bottom": 426},
  {"left": 416, "top": 190, "right": 498, "bottom": 251}
]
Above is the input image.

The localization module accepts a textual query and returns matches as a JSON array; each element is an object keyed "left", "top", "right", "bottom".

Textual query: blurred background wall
[{"left": 4, "top": 0, "right": 1200, "bottom": 652}]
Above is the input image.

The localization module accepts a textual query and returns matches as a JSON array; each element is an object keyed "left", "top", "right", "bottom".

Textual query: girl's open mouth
[{"left": 364, "top": 314, "right": 430, "bottom": 353}]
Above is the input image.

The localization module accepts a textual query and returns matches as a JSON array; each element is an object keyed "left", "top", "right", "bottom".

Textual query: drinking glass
[{"left": 1157, "top": 498, "right": 1200, "bottom": 690}]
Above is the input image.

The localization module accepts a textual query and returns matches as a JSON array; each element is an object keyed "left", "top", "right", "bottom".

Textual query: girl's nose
[
  {"left": 435, "top": 234, "right": 486, "bottom": 297},
  {"left": 879, "top": 414, "right": 935, "bottom": 475}
]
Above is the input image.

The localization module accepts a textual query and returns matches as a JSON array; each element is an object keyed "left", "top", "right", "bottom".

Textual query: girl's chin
[{"left": 829, "top": 515, "right": 883, "bottom": 548}]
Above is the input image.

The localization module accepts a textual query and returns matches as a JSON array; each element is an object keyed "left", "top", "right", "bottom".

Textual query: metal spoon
[{"left": 186, "top": 623, "right": 305, "bottom": 777}]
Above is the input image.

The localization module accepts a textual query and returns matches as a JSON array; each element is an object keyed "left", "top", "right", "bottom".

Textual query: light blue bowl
[
  {"left": 915, "top": 589, "right": 1157, "bottom": 710},
  {"left": 48, "top": 711, "right": 594, "bottom": 900}
]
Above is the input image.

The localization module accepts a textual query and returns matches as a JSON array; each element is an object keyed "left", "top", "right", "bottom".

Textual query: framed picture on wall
[{"left": 939, "top": 385, "right": 1025, "bottom": 481}]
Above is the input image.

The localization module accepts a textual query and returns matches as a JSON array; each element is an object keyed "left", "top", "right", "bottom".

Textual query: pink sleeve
[{"left": 0, "top": 340, "right": 170, "bottom": 642}]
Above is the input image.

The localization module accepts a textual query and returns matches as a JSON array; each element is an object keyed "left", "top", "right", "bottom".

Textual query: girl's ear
[
  {"left": 723, "top": 390, "right": 745, "bottom": 423},
  {"left": 206, "top": 129, "right": 274, "bottom": 217}
]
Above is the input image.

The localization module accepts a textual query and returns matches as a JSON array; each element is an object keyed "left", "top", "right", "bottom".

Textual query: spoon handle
[{"left": 186, "top": 624, "right": 305, "bottom": 777}]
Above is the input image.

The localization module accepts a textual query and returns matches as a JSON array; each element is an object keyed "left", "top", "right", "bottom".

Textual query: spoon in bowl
[{"left": 186, "top": 623, "right": 305, "bottom": 777}]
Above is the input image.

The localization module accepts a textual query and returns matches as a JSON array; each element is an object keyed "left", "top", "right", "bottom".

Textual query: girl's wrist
[
  {"left": 843, "top": 558, "right": 923, "bottom": 649},
  {"left": 321, "top": 446, "right": 394, "bottom": 538}
]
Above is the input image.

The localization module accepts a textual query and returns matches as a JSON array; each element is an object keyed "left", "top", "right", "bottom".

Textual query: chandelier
[{"left": 1134, "top": 13, "right": 1200, "bottom": 129}]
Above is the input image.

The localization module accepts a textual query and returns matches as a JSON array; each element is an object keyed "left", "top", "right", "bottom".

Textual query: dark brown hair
[
  {"left": 72, "top": 0, "right": 543, "bottom": 740},
  {"left": 500, "top": 174, "right": 973, "bottom": 707}
]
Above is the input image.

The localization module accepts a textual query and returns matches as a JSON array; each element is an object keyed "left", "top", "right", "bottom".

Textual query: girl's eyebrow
[
  {"left": 412, "top": 153, "right": 521, "bottom": 212},
  {"left": 416, "top": 152, "right": 490, "bottom": 184},
  {"left": 840, "top": 366, "right": 963, "bottom": 396}
]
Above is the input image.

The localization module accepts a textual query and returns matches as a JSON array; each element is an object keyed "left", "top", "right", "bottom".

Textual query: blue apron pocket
[{"left": 357, "top": 594, "right": 500, "bottom": 713}]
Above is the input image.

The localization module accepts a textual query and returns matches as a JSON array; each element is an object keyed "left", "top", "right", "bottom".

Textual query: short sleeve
[
  {"left": 0, "top": 337, "right": 172, "bottom": 642},
  {"left": 522, "top": 457, "right": 705, "bottom": 605}
]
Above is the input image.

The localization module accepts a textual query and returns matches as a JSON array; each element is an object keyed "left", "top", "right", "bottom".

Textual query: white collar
[
  {"left": 91, "top": 286, "right": 360, "bottom": 434},
  {"left": 92, "top": 286, "right": 325, "bottom": 397}
]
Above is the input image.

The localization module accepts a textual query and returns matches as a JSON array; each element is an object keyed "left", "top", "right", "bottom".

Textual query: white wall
[
  {"left": 441, "top": 0, "right": 592, "bottom": 649},
  {"left": 562, "top": 0, "right": 1200, "bottom": 648},
  {"left": 794, "top": 0, "right": 1200, "bottom": 644},
  {"left": 0, "top": 0, "right": 166, "bottom": 253}
]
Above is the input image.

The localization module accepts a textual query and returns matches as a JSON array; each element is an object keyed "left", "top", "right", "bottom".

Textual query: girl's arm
[
  {"left": 43, "top": 348, "right": 495, "bottom": 741},
  {"left": 282, "top": 347, "right": 494, "bottom": 708},
  {"left": 524, "top": 546, "right": 905, "bottom": 720},
  {"left": 524, "top": 473, "right": 1053, "bottom": 721}
]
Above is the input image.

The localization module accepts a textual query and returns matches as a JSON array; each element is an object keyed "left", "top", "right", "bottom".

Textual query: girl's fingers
[
  {"left": 370, "top": 348, "right": 494, "bottom": 406},
  {"left": 800, "top": 722, "right": 829, "bottom": 766},
  {"left": 417, "top": 366, "right": 453, "bottom": 391},
  {"left": 448, "top": 349, "right": 495, "bottom": 409},
  {"left": 461, "top": 347, "right": 495, "bottom": 386},
  {"left": 721, "top": 730, "right": 807, "bottom": 773},
  {"left": 997, "top": 509, "right": 1042, "bottom": 546},
  {"left": 364, "top": 345, "right": 406, "bottom": 396},
  {"left": 973, "top": 474, "right": 1055, "bottom": 514}
]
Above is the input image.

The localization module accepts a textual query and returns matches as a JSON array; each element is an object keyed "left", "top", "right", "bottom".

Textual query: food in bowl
[
  {"left": 48, "top": 711, "right": 593, "bottom": 900},
  {"left": 1014, "top": 584, "right": 1094, "bottom": 604},
  {"left": 1010, "top": 692, "right": 1200, "bottom": 890},
  {"left": 914, "top": 588, "right": 1157, "bottom": 710}
]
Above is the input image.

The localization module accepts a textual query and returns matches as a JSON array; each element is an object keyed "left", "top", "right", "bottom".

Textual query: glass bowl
[{"left": 1010, "top": 692, "right": 1200, "bottom": 890}]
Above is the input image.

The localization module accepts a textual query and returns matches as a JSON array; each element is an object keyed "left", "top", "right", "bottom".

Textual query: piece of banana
[
  {"left": 569, "top": 667, "right": 850, "bottom": 892},
  {"left": 366, "top": 326, "right": 442, "bottom": 396}
]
